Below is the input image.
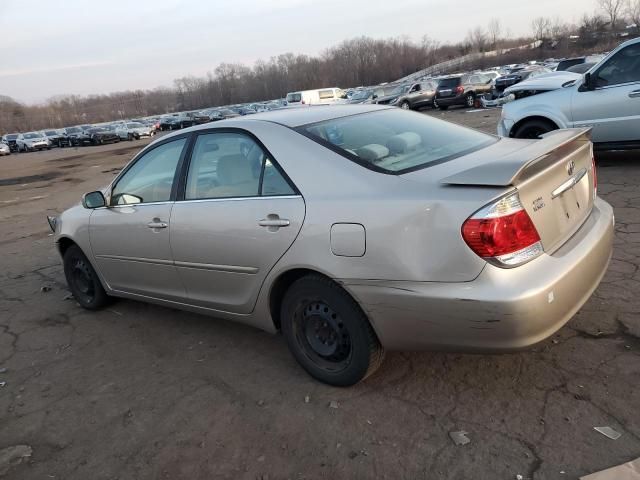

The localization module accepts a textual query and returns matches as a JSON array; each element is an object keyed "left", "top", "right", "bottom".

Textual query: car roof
[{"left": 195, "top": 104, "right": 394, "bottom": 128}]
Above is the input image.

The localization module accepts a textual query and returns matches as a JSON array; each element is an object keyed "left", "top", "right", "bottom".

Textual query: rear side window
[
  {"left": 300, "top": 109, "right": 495, "bottom": 174},
  {"left": 438, "top": 78, "right": 461, "bottom": 88},
  {"left": 318, "top": 90, "right": 335, "bottom": 99}
]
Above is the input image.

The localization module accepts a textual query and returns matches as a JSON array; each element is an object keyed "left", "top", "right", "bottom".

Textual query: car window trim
[
  {"left": 175, "top": 126, "right": 300, "bottom": 202},
  {"left": 108, "top": 133, "right": 191, "bottom": 206}
]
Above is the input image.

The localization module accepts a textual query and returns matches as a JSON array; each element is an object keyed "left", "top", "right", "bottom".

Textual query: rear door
[
  {"left": 570, "top": 42, "right": 640, "bottom": 143},
  {"left": 170, "top": 130, "right": 305, "bottom": 314}
]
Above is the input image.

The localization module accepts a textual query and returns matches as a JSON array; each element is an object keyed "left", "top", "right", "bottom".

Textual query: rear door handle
[
  {"left": 147, "top": 221, "right": 168, "bottom": 229},
  {"left": 629, "top": 90, "right": 640, "bottom": 98}
]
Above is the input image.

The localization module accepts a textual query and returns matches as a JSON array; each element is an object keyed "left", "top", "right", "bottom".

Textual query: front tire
[
  {"left": 281, "top": 274, "right": 384, "bottom": 386},
  {"left": 63, "top": 245, "right": 110, "bottom": 310},
  {"left": 513, "top": 119, "right": 557, "bottom": 139}
]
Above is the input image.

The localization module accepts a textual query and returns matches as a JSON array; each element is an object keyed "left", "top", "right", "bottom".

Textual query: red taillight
[
  {"left": 455, "top": 86, "right": 464, "bottom": 94},
  {"left": 462, "top": 192, "right": 543, "bottom": 267}
]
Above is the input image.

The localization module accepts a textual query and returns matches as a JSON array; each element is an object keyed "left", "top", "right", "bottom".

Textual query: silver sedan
[{"left": 49, "top": 105, "right": 614, "bottom": 386}]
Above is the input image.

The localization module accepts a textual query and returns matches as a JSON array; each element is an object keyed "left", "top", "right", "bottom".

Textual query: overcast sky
[{"left": 0, "top": 0, "right": 594, "bottom": 104}]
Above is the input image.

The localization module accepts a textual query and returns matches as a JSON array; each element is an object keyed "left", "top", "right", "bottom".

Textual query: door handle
[
  {"left": 629, "top": 90, "right": 640, "bottom": 98},
  {"left": 259, "top": 218, "right": 290, "bottom": 228},
  {"left": 147, "top": 221, "right": 168, "bottom": 229}
]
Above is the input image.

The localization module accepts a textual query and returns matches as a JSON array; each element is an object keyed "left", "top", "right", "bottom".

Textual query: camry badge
[{"left": 567, "top": 160, "right": 575, "bottom": 176}]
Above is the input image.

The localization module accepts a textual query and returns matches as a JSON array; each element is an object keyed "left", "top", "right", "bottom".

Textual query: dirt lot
[{"left": 1, "top": 112, "right": 639, "bottom": 480}]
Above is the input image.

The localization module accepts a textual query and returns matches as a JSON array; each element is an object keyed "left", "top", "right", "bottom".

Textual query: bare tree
[
  {"left": 468, "top": 26, "right": 488, "bottom": 52},
  {"left": 487, "top": 18, "right": 502, "bottom": 49},
  {"left": 628, "top": 0, "right": 640, "bottom": 32},
  {"left": 549, "top": 17, "right": 569, "bottom": 40},
  {"left": 598, "top": 0, "right": 625, "bottom": 29},
  {"left": 531, "top": 17, "right": 551, "bottom": 43}
]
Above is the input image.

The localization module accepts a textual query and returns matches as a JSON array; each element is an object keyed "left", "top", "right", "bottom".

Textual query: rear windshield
[
  {"left": 299, "top": 109, "right": 495, "bottom": 174},
  {"left": 286, "top": 92, "right": 302, "bottom": 102},
  {"left": 438, "top": 78, "right": 461, "bottom": 88}
]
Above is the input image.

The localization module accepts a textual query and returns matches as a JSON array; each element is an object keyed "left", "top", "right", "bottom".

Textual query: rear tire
[
  {"left": 400, "top": 100, "right": 410, "bottom": 110},
  {"left": 513, "top": 119, "right": 557, "bottom": 139},
  {"left": 465, "top": 93, "right": 475, "bottom": 108},
  {"left": 281, "top": 274, "right": 385, "bottom": 386},
  {"left": 63, "top": 245, "right": 110, "bottom": 310}
]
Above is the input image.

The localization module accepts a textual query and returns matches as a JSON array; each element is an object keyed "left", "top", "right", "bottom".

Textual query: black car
[
  {"left": 492, "top": 67, "right": 549, "bottom": 97},
  {"left": 1, "top": 133, "right": 20, "bottom": 152},
  {"left": 433, "top": 74, "right": 492, "bottom": 109},
  {"left": 64, "top": 126, "right": 86, "bottom": 146},
  {"left": 83, "top": 127, "right": 120, "bottom": 146},
  {"left": 347, "top": 89, "right": 375, "bottom": 104},
  {"left": 159, "top": 117, "right": 180, "bottom": 131}
]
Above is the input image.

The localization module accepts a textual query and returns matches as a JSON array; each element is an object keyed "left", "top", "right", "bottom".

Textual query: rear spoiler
[{"left": 441, "top": 128, "right": 592, "bottom": 187}]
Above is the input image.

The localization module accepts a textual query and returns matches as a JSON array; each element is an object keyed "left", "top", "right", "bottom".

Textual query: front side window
[
  {"left": 300, "top": 109, "right": 495, "bottom": 174},
  {"left": 286, "top": 92, "right": 302, "bottom": 102},
  {"left": 595, "top": 43, "right": 640, "bottom": 87},
  {"left": 185, "top": 132, "right": 294, "bottom": 200},
  {"left": 111, "top": 137, "right": 186, "bottom": 205}
]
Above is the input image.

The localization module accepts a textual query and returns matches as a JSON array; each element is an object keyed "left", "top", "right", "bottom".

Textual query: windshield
[
  {"left": 6, "top": 134, "right": 18, "bottom": 140},
  {"left": 300, "top": 109, "right": 495, "bottom": 174},
  {"left": 66, "top": 127, "right": 81, "bottom": 133},
  {"left": 286, "top": 92, "right": 302, "bottom": 102},
  {"left": 350, "top": 90, "right": 372, "bottom": 100},
  {"left": 24, "top": 133, "right": 40, "bottom": 139},
  {"left": 127, "top": 123, "right": 143, "bottom": 128},
  {"left": 88, "top": 128, "right": 105, "bottom": 133},
  {"left": 45, "top": 130, "right": 57, "bottom": 136}
]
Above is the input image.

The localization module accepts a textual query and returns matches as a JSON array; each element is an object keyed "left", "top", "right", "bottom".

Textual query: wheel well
[
  {"left": 269, "top": 268, "right": 331, "bottom": 331},
  {"left": 57, "top": 237, "right": 77, "bottom": 257},
  {"left": 509, "top": 116, "right": 558, "bottom": 138}
]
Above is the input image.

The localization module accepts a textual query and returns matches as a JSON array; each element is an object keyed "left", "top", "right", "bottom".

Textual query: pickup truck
[{"left": 499, "top": 37, "right": 640, "bottom": 150}]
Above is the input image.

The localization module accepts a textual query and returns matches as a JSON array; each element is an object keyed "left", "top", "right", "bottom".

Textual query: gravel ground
[{"left": 0, "top": 112, "right": 639, "bottom": 480}]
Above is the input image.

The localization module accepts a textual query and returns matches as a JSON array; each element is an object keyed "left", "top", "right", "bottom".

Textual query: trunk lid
[{"left": 442, "top": 128, "right": 595, "bottom": 254}]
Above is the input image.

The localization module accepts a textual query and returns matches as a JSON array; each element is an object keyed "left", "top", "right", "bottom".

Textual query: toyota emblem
[{"left": 567, "top": 160, "right": 575, "bottom": 176}]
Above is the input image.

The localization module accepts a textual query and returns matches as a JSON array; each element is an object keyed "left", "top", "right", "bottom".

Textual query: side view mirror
[
  {"left": 82, "top": 191, "right": 106, "bottom": 209},
  {"left": 583, "top": 72, "right": 595, "bottom": 91},
  {"left": 372, "top": 94, "right": 378, "bottom": 100}
]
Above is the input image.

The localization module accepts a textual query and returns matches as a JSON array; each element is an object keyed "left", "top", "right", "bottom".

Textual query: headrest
[
  {"left": 356, "top": 144, "right": 389, "bottom": 161},
  {"left": 386, "top": 132, "right": 422, "bottom": 154}
]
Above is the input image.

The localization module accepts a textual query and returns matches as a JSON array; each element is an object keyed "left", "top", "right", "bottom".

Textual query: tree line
[{"left": 2, "top": 4, "right": 638, "bottom": 134}]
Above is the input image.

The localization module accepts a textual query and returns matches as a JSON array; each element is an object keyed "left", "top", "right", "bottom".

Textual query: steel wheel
[
  {"left": 63, "top": 245, "right": 110, "bottom": 310},
  {"left": 295, "top": 301, "right": 352, "bottom": 372},
  {"left": 281, "top": 274, "right": 384, "bottom": 386}
]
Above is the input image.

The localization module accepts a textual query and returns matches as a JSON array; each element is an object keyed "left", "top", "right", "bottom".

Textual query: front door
[
  {"left": 570, "top": 42, "right": 640, "bottom": 143},
  {"left": 170, "top": 131, "right": 305, "bottom": 314},
  {"left": 90, "top": 136, "right": 188, "bottom": 300}
]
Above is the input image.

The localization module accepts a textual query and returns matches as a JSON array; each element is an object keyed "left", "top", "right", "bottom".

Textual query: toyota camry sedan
[{"left": 48, "top": 105, "right": 614, "bottom": 386}]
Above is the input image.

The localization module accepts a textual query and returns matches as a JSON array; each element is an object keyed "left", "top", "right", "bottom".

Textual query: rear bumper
[
  {"left": 435, "top": 95, "right": 465, "bottom": 106},
  {"left": 342, "top": 198, "right": 614, "bottom": 351}
]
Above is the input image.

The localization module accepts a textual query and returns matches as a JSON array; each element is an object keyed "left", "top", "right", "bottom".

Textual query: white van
[{"left": 285, "top": 88, "right": 346, "bottom": 105}]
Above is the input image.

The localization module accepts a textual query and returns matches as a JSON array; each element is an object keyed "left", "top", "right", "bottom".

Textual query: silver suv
[{"left": 499, "top": 37, "right": 640, "bottom": 150}]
